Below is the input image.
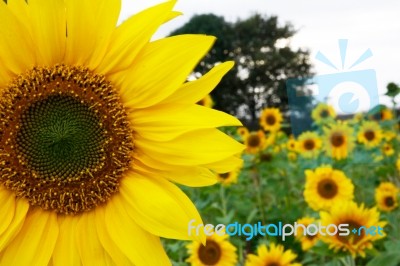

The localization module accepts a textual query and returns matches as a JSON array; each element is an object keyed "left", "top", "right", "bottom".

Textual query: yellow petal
[
  {"left": 118, "top": 35, "right": 216, "bottom": 109},
  {"left": 104, "top": 195, "right": 171, "bottom": 266},
  {"left": 52, "top": 216, "right": 80, "bottom": 266},
  {"left": 120, "top": 174, "right": 205, "bottom": 241},
  {"left": 0, "top": 1, "right": 36, "bottom": 75},
  {"left": 0, "top": 198, "right": 29, "bottom": 251},
  {"left": 24, "top": 0, "right": 66, "bottom": 65},
  {"left": 136, "top": 129, "right": 244, "bottom": 165},
  {"left": 163, "top": 61, "right": 234, "bottom": 104},
  {"left": 203, "top": 156, "right": 243, "bottom": 173},
  {"left": 76, "top": 212, "right": 114, "bottom": 266},
  {"left": 95, "top": 207, "right": 133, "bottom": 266},
  {"left": 0, "top": 188, "right": 15, "bottom": 235},
  {"left": 97, "top": 0, "right": 178, "bottom": 75},
  {"left": 131, "top": 103, "right": 241, "bottom": 141},
  {"left": 64, "top": 0, "right": 120, "bottom": 68},
  {"left": 0, "top": 208, "right": 59, "bottom": 266}
]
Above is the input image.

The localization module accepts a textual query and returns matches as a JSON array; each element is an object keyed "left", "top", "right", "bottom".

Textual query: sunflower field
[{"left": 166, "top": 99, "right": 400, "bottom": 266}]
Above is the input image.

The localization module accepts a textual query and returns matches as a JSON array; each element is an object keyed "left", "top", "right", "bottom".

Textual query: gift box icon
[{"left": 286, "top": 39, "right": 379, "bottom": 135}]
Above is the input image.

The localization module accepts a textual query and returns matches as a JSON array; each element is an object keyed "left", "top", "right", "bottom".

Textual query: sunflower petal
[
  {"left": 163, "top": 61, "right": 234, "bottom": 104},
  {"left": 0, "top": 188, "right": 15, "bottom": 236},
  {"left": 203, "top": 156, "right": 243, "bottom": 173},
  {"left": 76, "top": 212, "right": 114, "bottom": 265},
  {"left": 25, "top": 0, "right": 66, "bottom": 65},
  {"left": 119, "top": 35, "right": 216, "bottom": 109},
  {"left": 0, "top": 1, "right": 36, "bottom": 75},
  {"left": 97, "top": 0, "right": 178, "bottom": 75},
  {"left": 0, "top": 198, "right": 29, "bottom": 251},
  {"left": 136, "top": 129, "right": 244, "bottom": 165},
  {"left": 120, "top": 174, "right": 205, "bottom": 241},
  {"left": 95, "top": 207, "right": 133, "bottom": 266},
  {"left": 52, "top": 216, "right": 80, "bottom": 266},
  {"left": 104, "top": 195, "right": 171, "bottom": 265},
  {"left": 131, "top": 104, "right": 241, "bottom": 141},
  {"left": 0, "top": 208, "right": 58, "bottom": 266},
  {"left": 65, "top": 0, "right": 120, "bottom": 67}
]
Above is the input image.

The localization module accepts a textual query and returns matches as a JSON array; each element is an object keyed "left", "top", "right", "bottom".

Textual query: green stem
[{"left": 219, "top": 185, "right": 228, "bottom": 217}]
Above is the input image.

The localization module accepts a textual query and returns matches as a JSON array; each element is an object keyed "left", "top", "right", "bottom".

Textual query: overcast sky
[{"left": 120, "top": 0, "right": 400, "bottom": 113}]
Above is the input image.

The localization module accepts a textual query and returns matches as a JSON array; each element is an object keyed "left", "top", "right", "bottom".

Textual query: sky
[{"left": 119, "top": 0, "right": 400, "bottom": 114}]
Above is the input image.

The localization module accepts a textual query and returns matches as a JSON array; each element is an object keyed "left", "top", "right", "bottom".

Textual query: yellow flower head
[
  {"left": 288, "top": 152, "right": 297, "bottom": 161},
  {"left": 382, "top": 143, "right": 395, "bottom": 156},
  {"left": 295, "top": 217, "right": 320, "bottom": 251},
  {"left": 260, "top": 107, "right": 283, "bottom": 132},
  {"left": 245, "top": 243, "right": 301, "bottom": 266},
  {"left": 237, "top": 126, "right": 250, "bottom": 140},
  {"left": 217, "top": 164, "right": 242, "bottom": 186},
  {"left": 286, "top": 136, "right": 298, "bottom": 152},
  {"left": 375, "top": 182, "right": 399, "bottom": 212},
  {"left": 320, "top": 201, "right": 386, "bottom": 257},
  {"left": 323, "top": 122, "right": 355, "bottom": 160},
  {"left": 357, "top": 121, "right": 382, "bottom": 148},
  {"left": 304, "top": 166, "right": 354, "bottom": 211},
  {"left": 312, "top": 103, "right": 336, "bottom": 124},
  {"left": 186, "top": 233, "right": 237, "bottom": 266},
  {"left": 397, "top": 157, "right": 400, "bottom": 171},
  {"left": 297, "top": 131, "right": 322, "bottom": 158},
  {"left": 197, "top": 94, "right": 214, "bottom": 108},
  {"left": 245, "top": 130, "right": 266, "bottom": 154},
  {"left": 370, "top": 107, "right": 393, "bottom": 121},
  {"left": 0, "top": 1, "right": 244, "bottom": 265}
]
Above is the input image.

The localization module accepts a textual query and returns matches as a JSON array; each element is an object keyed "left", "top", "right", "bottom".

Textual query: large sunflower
[
  {"left": 304, "top": 166, "right": 354, "bottom": 211},
  {"left": 260, "top": 107, "right": 283, "bottom": 132},
  {"left": 320, "top": 201, "right": 386, "bottom": 257},
  {"left": 323, "top": 122, "right": 355, "bottom": 160},
  {"left": 0, "top": 1, "right": 244, "bottom": 265},
  {"left": 245, "top": 243, "right": 301, "bottom": 266},
  {"left": 375, "top": 182, "right": 399, "bottom": 212},
  {"left": 357, "top": 121, "right": 382, "bottom": 148},
  {"left": 297, "top": 131, "right": 321, "bottom": 158},
  {"left": 186, "top": 233, "right": 237, "bottom": 266}
]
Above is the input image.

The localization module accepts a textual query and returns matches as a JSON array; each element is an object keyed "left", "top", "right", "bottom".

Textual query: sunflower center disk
[
  {"left": 364, "top": 130, "right": 375, "bottom": 141},
  {"left": 384, "top": 196, "right": 395, "bottom": 207},
  {"left": 317, "top": 179, "right": 338, "bottom": 199},
  {"left": 0, "top": 65, "right": 133, "bottom": 214},
  {"left": 266, "top": 115, "right": 276, "bottom": 125},
  {"left": 198, "top": 240, "right": 222, "bottom": 265},
  {"left": 331, "top": 133, "right": 345, "bottom": 147},
  {"left": 304, "top": 139, "right": 315, "bottom": 150}
]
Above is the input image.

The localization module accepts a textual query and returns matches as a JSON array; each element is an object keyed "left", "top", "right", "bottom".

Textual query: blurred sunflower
[
  {"left": 288, "top": 152, "right": 297, "bottom": 161},
  {"left": 0, "top": 1, "right": 244, "bottom": 265},
  {"left": 295, "top": 217, "right": 320, "bottom": 251},
  {"left": 286, "top": 136, "right": 298, "bottom": 152},
  {"left": 186, "top": 233, "right": 237, "bottom": 266},
  {"left": 320, "top": 201, "right": 386, "bottom": 257},
  {"left": 370, "top": 107, "right": 393, "bottom": 121},
  {"left": 245, "top": 130, "right": 266, "bottom": 154},
  {"left": 197, "top": 94, "right": 214, "bottom": 108},
  {"left": 375, "top": 182, "right": 399, "bottom": 212},
  {"left": 311, "top": 103, "right": 336, "bottom": 124},
  {"left": 382, "top": 143, "right": 395, "bottom": 156},
  {"left": 245, "top": 243, "right": 301, "bottom": 266},
  {"left": 383, "top": 130, "right": 396, "bottom": 141},
  {"left": 297, "top": 131, "right": 321, "bottom": 158},
  {"left": 217, "top": 163, "right": 242, "bottom": 186},
  {"left": 357, "top": 121, "right": 382, "bottom": 148},
  {"left": 237, "top": 126, "right": 249, "bottom": 140},
  {"left": 304, "top": 166, "right": 354, "bottom": 211},
  {"left": 260, "top": 107, "right": 283, "bottom": 132},
  {"left": 323, "top": 122, "right": 355, "bottom": 160},
  {"left": 397, "top": 157, "right": 400, "bottom": 171}
]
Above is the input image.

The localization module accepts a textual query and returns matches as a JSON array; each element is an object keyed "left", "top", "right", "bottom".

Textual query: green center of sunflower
[
  {"left": 0, "top": 65, "right": 133, "bottom": 214},
  {"left": 384, "top": 196, "right": 395, "bottom": 207},
  {"left": 266, "top": 114, "right": 276, "bottom": 125},
  {"left": 198, "top": 240, "right": 222, "bottom": 265},
  {"left": 17, "top": 95, "right": 105, "bottom": 179},
  {"left": 317, "top": 178, "right": 338, "bottom": 199},
  {"left": 331, "top": 133, "right": 345, "bottom": 147},
  {"left": 304, "top": 139, "right": 315, "bottom": 150},
  {"left": 364, "top": 130, "right": 375, "bottom": 141}
]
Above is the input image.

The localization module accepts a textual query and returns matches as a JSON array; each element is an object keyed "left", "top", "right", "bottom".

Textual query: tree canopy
[{"left": 170, "top": 14, "right": 314, "bottom": 125}]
